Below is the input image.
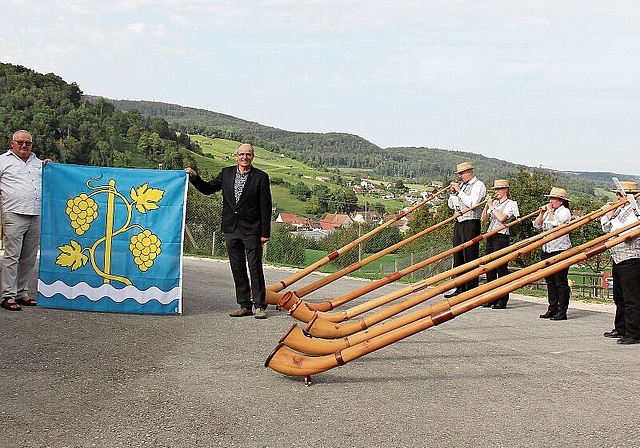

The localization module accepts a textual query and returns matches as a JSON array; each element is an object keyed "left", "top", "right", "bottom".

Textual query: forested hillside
[
  {"left": 106, "top": 98, "right": 628, "bottom": 196},
  {"left": 0, "top": 63, "right": 197, "bottom": 170}
]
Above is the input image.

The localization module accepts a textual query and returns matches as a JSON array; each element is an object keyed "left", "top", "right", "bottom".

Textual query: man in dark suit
[{"left": 186, "top": 143, "right": 272, "bottom": 319}]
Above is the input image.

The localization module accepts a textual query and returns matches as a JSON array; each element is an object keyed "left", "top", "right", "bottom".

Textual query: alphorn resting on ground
[
  {"left": 266, "top": 185, "right": 450, "bottom": 295},
  {"left": 265, "top": 218, "right": 640, "bottom": 378},
  {"left": 277, "top": 217, "right": 640, "bottom": 355},
  {"left": 282, "top": 195, "right": 633, "bottom": 330}
]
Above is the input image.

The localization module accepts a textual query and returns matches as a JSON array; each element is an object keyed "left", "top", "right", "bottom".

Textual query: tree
[
  {"left": 264, "top": 226, "right": 306, "bottom": 266},
  {"left": 320, "top": 226, "right": 360, "bottom": 268},
  {"left": 361, "top": 223, "right": 402, "bottom": 254},
  {"left": 400, "top": 201, "right": 452, "bottom": 256},
  {"left": 290, "top": 182, "right": 312, "bottom": 201},
  {"left": 305, "top": 197, "right": 325, "bottom": 215},
  {"left": 568, "top": 195, "right": 609, "bottom": 273},
  {"left": 370, "top": 202, "right": 387, "bottom": 214},
  {"left": 506, "top": 168, "right": 557, "bottom": 267},
  {"left": 343, "top": 188, "right": 358, "bottom": 213}
]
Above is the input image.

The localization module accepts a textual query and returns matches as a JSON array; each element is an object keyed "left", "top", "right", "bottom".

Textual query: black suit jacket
[{"left": 190, "top": 165, "right": 272, "bottom": 238}]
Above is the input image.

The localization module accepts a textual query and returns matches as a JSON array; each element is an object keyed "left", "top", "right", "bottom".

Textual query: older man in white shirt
[{"left": 0, "top": 130, "right": 49, "bottom": 311}]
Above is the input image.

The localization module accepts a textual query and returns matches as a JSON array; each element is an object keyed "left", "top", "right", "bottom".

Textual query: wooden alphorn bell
[{"left": 278, "top": 214, "right": 640, "bottom": 355}]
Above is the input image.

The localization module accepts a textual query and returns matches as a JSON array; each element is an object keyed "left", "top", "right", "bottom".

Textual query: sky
[{"left": 2, "top": 0, "right": 640, "bottom": 175}]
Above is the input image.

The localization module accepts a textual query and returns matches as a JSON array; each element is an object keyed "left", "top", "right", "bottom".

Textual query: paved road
[{"left": 1, "top": 257, "right": 638, "bottom": 448}]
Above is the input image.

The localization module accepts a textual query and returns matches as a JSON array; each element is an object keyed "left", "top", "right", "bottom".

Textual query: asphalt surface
[{"left": 1, "top": 256, "right": 639, "bottom": 448}]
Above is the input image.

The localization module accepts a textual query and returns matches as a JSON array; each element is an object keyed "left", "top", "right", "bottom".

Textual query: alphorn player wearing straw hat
[
  {"left": 445, "top": 162, "right": 486, "bottom": 298},
  {"left": 481, "top": 179, "right": 520, "bottom": 309},
  {"left": 600, "top": 180, "right": 640, "bottom": 344},
  {"left": 533, "top": 186, "right": 572, "bottom": 320}
]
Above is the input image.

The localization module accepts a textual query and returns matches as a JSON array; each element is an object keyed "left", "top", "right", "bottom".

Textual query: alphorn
[
  {"left": 266, "top": 185, "right": 451, "bottom": 298},
  {"left": 284, "top": 193, "right": 638, "bottom": 323},
  {"left": 300, "top": 194, "right": 639, "bottom": 338},
  {"left": 289, "top": 197, "right": 622, "bottom": 331},
  {"left": 279, "top": 199, "right": 487, "bottom": 312},
  {"left": 266, "top": 218, "right": 640, "bottom": 377},
  {"left": 279, "top": 216, "right": 640, "bottom": 355},
  {"left": 282, "top": 208, "right": 540, "bottom": 321}
]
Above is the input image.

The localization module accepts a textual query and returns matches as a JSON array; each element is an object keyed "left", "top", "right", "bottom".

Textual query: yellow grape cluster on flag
[{"left": 65, "top": 193, "right": 99, "bottom": 235}]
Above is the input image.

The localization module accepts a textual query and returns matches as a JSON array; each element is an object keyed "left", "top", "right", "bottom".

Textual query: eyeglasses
[
  {"left": 236, "top": 153, "right": 253, "bottom": 158},
  {"left": 12, "top": 140, "right": 33, "bottom": 147}
]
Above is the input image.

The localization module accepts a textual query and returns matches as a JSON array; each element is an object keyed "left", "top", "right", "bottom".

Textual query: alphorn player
[
  {"left": 445, "top": 162, "right": 486, "bottom": 298},
  {"left": 600, "top": 180, "right": 640, "bottom": 344},
  {"left": 481, "top": 179, "right": 520, "bottom": 309},
  {"left": 534, "top": 187, "right": 572, "bottom": 320}
]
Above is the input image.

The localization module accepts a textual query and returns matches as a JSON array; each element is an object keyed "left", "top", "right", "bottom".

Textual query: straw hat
[
  {"left": 456, "top": 162, "right": 474, "bottom": 173},
  {"left": 545, "top": 187, "right": 570, "bottom": 202},
  {"left": 492, "top": 179, "right": 510, "bottom": 189},
  {"left": 612, "top": 180, "right": 640, "bottom": 194}
]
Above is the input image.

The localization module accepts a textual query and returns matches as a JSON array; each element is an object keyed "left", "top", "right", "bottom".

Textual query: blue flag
[{"left": 38, "top": 163, "right": 188, "bottom": 314}]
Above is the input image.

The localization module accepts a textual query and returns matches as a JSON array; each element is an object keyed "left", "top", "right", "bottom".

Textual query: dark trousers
[
  {"left": 612, "top": 258, "right": 640, "bottom": 340},
  {"left": 541, "top": 250, "right": 571, "bottom": 316},
  {"left": 225, "top": 232, "right": 266, "bottom": 310},
  {"left": 452, "top": 219, "right": 481, "bottom": 293},
  {"left": 485, "top": 233, "right": 510, "bottom": 306}
]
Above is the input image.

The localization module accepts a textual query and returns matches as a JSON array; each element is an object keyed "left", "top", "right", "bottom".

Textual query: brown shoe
[
  {"left": 1, "top": 298, "right": 21, "bottom": 311},
  {"left": 229, "top": 308, "right": 253, "bottom": 317},
  {"left": 254, "top": 308, "right": 267, "bottom": 319},
  {"left": 17, "top": 296, "right": 37, "bottom": 306}
]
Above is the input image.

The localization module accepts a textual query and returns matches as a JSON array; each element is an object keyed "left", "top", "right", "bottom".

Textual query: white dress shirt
[{"left": 0, "top": 150, "right": 44, "bottom": 215}]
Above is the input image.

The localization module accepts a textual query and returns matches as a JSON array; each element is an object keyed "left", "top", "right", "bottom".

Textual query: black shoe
[
  {"left": 491, "top": 304, "right": 506, "bottom": 309},
  {"left": 603, "top": 329, "right": 623, "bottom": 338},
  {"left": 539, "top": 310, "right": 556, "bottom": 319},
  {"left": 550, "top": 313, "right": 567, "bottom": 321},
  {"left": 617, "top": 337, "right": 640, "bottom": 345},
  {"left": 443, "top": 290, "right": 459, "bottom": 299}
]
